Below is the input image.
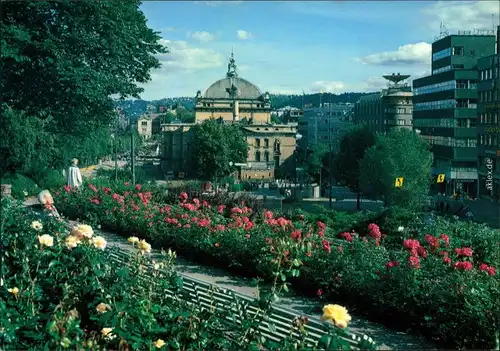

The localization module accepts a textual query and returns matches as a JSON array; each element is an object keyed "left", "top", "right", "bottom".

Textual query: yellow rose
[
  {"left": 71, "top": 224, "right": 93, "bottom": 239},
  {"left": 320, "top": 304, "right": 351, "bottom": 328},
  {"left": 38, "top": 234, "right": 54, "bottom": 247},
  {"left": 127, "top": 236, "right": 139, "bottom": 244},
  {"left": 96, "top": 302, "right": 111, "bottom": 313},
  {"left": 7, "top": 287, "right": 19, "bottom": 296},
  {"left": 92, "top": 236, "right": 107, "bottom": 250},
  {"left": 30, "top": 221, "right": 43, "bottom": 231},
  {"left": 153, "top": 339, "right": 166, "bottom": 348},
  {"left": 101, "top": 327, "right": 115, "bottom": 340},
  {"left": 138, "top": 239, "right": 151, "bottom": 253},
  {"left": 65, "top": 235, "right": 80, "bottom": 249}
]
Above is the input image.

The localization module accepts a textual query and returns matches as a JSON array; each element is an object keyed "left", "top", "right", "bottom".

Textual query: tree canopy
[
  {"left": 1, "top": 0, "right": 166, "bottom": 174},
  {"left": 333, "top": 125, "right": 376, "bottom": 192},
  {"left": 359, "top": 129, "right": 433, "bottom": 208},
  {"left": 190, "top": 120, "right": 248, "bottom": 180}
]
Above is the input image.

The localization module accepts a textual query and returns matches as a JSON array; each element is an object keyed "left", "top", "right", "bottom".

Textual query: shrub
[
  {"left": 1, "top": 197, "right": 374, "bottom": 350},
  {"left": 34, "top": 168, "right": 66, "bottom": 190},
  {"left": 53, "top": 184, "right": 500, "bottom": 349},
  {"left": 1, "top": 173, "right": 39, "bottom": 198}
]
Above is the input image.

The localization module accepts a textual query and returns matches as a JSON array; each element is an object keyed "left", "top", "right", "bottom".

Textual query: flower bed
[
  {"left": 1, "top": 197, "right": 378, "bottom": 350},
  {"left": 54, "top": 183, "right": 500, "bottom": 349}
]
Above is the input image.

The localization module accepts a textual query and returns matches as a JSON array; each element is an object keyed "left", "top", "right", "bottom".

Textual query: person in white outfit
[{"left": 67, "top": 158, "right": 83, "bottom": 188}]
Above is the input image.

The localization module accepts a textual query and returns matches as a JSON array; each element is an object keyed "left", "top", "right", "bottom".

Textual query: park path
[{"left": 97, "top": 229, "right": 435, "bottom": 351}]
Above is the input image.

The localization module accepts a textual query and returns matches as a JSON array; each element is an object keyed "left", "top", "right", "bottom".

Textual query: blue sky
[{"left": 138, "top": 1, "right": 500, "bottom": 100}]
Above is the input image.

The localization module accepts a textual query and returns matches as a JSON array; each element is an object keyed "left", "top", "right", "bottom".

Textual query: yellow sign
[
  {"left": 394, "top": 177, "right": 404, "bottom": 188},
  {"left": 437, "top": 174, "right": 445, "bottom": 183}
]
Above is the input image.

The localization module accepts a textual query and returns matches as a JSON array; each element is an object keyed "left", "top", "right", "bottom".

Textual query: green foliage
[
  {"left": 1, "top": 197, "right": 369, "bottom": 350},
  {"left": 307, "top": 143, "right": 328, "bottom": 177},
  {"left": 0, "top": 105, "right": 57, "bottom": 175},
  {"left": 54, "top": 185, "right": 500, "bottom": 349},
  {"left": 333, "top": 125, "right": 376, "bottom": 192},
  {"left": 175, "top": 107, "right": 195, "bottom": 123},
  {"left": 359, "top": 129, "right": 433, "bottom": 208},
  {"left": 0, "top": 173, "right": 39, "bottom": 198},
  {"left": 190, "top": 119, "right": 248, "bottom": 180},
  {"left": 35, "top": 168, "right": 66, "bottom": 190},
  {"left": 1, "top": 0, "right": 166, "bottom": 173}
]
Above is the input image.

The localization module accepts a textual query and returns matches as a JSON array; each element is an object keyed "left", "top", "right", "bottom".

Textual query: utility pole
[{"left": 131, "top": 132, "right": 136, "bottom": 185}]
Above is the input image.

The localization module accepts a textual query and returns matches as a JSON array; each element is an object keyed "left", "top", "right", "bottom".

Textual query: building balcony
[
  {"left": 454, "top": 147, "right": 478, "bottom": 161},
  {"left": 454, "top": 108, "right": 477, "bottom": 118},
  {"left": 454, "top": 89, "right": 477, "bottom": 100},
  {"left": 454, "top": 127, "right": 477, "bottom": 138}
]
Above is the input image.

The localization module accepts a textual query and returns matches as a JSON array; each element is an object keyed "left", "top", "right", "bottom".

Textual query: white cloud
[
  {"left": 422, "top": 1, "right": 500, "bottom": 33},
  {"left": 156, "top": 39, "right": 224, "bottom": 73},
  {"left": 268, "top": 87, "right": 302, "bottom": 95},
  {"left": 357, "top": 42, "right": 432, "bottom": 66},
  {"left": 310, "top": 81, "right": 346, "bottom": 93},
  {"left": 189, "top": 31, "right": 216, "bottom": 42},
  {"left": 237, "top": 30, "right": 253, "bottom": 40}
]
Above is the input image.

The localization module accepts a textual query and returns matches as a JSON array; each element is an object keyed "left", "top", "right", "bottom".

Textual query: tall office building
[
  {"left": 353, "top": 74, "right": 413, "bottom": 134},
  {"left": 412, "top": 32, "right": 496, "bottom": 196},
  {"left": 476, "top": 26, "right": 500, "bottom": 200}
]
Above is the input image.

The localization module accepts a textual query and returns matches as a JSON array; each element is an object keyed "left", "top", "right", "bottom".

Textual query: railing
[{"left": 108, "top": 248, "right": 363, "bottom": 350}]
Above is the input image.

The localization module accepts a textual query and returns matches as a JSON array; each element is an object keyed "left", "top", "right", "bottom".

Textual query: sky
[{"left": 137, "top": 1, "right": 500, "bottom": 100}]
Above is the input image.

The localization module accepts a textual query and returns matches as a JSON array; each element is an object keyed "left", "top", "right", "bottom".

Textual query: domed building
[
  {"left": 194, "top": 53, "right": 272, "bottom": 123},
  {"left": 162, "top": 53, "right": 298, "bottom": 181}
]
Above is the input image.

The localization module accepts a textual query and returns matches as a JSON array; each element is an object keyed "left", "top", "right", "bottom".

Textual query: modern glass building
[
  {"left": 476, "top": 26, "right": 500, "bottom": 201},
  {"left": 412, "top": 33, "right": 497, "bottom": 196}
]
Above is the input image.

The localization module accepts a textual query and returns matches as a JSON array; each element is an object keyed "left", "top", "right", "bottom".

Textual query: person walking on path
[{"left": 67, "top": 158, "right": 83, "bottom": 188}]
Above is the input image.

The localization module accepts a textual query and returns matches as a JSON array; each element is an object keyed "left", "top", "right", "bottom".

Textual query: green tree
[
  {"left": 359, "top": 128, "right": 433, "bottom": 208},
  {"left": 1, "top": 0, "right": 166, "bottom": 173},
  {"left": 333, "top": 125, "right": 376, "bottom": 209},
  {"left": 307, "top": 143, "right": 328, "bottom": 180},
  {"left": 190, "top": 119, "right": 248, "bottom": 180},
  {"left": 175, "top": 107, "right": 195, "bottom": 123}
]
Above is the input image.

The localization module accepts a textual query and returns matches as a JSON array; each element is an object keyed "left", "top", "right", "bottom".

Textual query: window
[
  {"left": 141, "top": 121, "right": 148, "bottom": 126},
  {"left": 397, "top": 108, "right": 406, "bottom": 114},
  {"left": 452, "top": 64, "right": 464, "bottom": 69},
  {"left": 255, "top": 151, "right": 261, "bottom": 162},
  {"left": 397, "top": 119, "right": 406, "bottom": 125},
  {"left": 452, "top": 46, "right": 463, "bottom": 56},
  {"left": 413, "top": 80, "right": 456, "bottom": 95},
  {"left": 469, "top": 50, "right": 475, "bottom": 56},
  {"left": 432, "top": 65, "right": 452, "bottom": 74},
  {"left": 432, "top": 48, "right": 451, "bottom": 61},
  {"left": 255, "top": 138, "right": 261, "bottom": 147},
  {"left": 413, "top": 118, "right": 457, "bottom": 128},
  {"left": 414, "top": 99, "right": 456, "bottom": 111},
  {"left": 264, "top": 151, "right": 269, "bottom": 162},
  {"left": 264, "top": 138, "right": 269, "bottom": 148}
]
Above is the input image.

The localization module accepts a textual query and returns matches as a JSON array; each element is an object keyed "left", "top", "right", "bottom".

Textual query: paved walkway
[{"left": 99, "top": 229, "right": 434, "bottom": 350}]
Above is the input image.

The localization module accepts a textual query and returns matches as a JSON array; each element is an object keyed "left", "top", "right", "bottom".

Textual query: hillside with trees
[{"left": 116, "top": 92, "right": 373, "bottom": 121}]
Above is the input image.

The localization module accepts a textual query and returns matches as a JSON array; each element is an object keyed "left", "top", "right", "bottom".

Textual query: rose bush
[
  {"left": 53, "top": 183, "right": 500, "bottom": 349},
  {"left": 1, "top": 197, "right": 373, "bottom": 350}
]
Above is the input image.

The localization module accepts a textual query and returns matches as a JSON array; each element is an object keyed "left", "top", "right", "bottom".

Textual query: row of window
[
  {"left": 479, "top": 67, "right": 499, "bottom": 81},
  {"left": 479, "top": 134, "right": 499, "bottom": 147},
  {"left": 414, "top": 80, "right": 456, "bottom": 96},
  {"left": 432, "top": 65, "right": 452, "bottom": 75},
  {"left": 479, "top": 112, "right": 499, "bottom": 124},
  {"left": 432, "top": 48, "right": 451, "bottom": 61},
  {"left": 425, "top": 136, "right": 477, "bottom": 147},
  {"left": 254, "top": 150, "right": 271, "bottom": 162},
  {"left": 413, "top": 118, "right": 477, "bottom": 128},
  {"left": 479, "top": 90, "right": 499, "bottom": 102},
  {"left": 414, "top": 99, "right": 477, "bottom": 111}
]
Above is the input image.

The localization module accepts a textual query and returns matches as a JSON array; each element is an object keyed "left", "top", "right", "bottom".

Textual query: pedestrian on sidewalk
[{"left": 67, "top": 158, "right": 83, "bottom": 189}]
